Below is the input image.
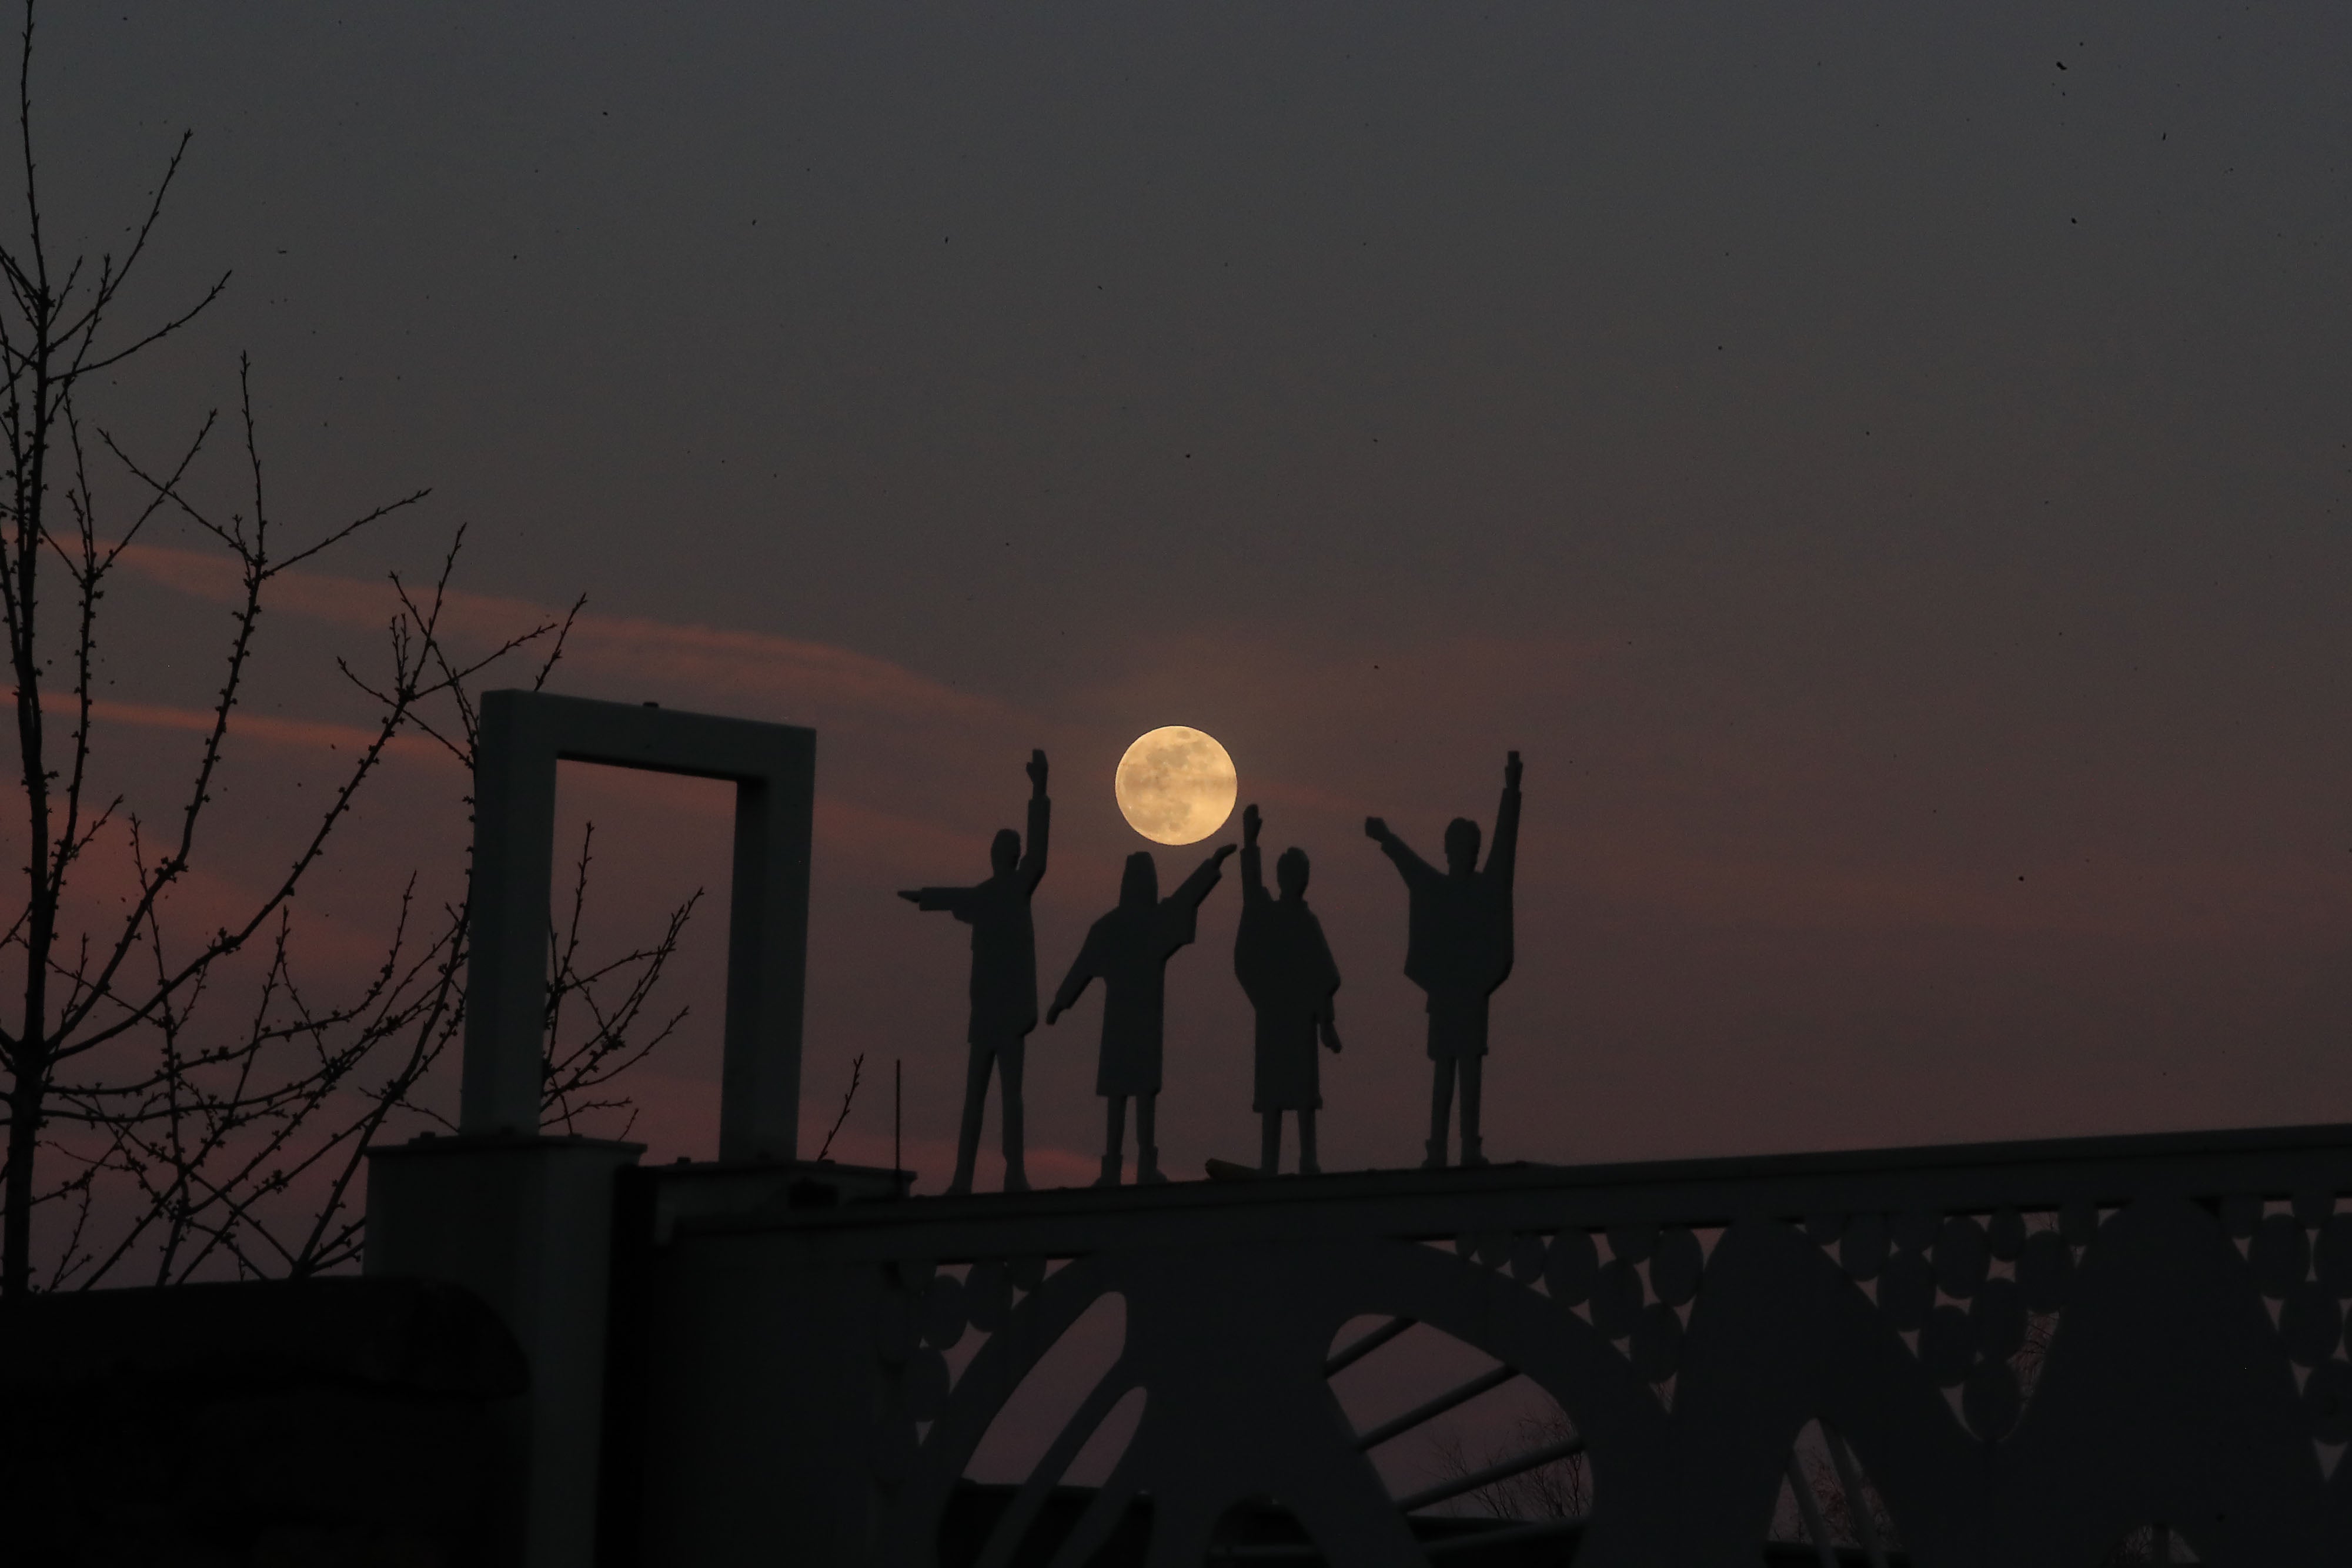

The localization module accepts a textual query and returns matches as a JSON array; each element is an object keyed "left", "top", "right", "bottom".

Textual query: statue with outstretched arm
[
  {"left": 1365, "top": 750, "right": 1521, "bottom": 1168},
  {"left": 1048, "top": 841, "right": 1236, "bottom": 1186},
  {"left": 1234, "top": 804, "right": 1343, "bottom": 1175},
  {"left": 900, "top": 749, "right": 1050, "bottom": 1194}
]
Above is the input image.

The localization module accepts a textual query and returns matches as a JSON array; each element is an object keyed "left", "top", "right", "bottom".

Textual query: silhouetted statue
[
  {"left": 1233, "top": 804, "right": 1342, "bottom": 1175},
  {"left": 900, "top": 750, "right": 1051, "bottom": 1194},
  {"left": 1048, "top": 842, "right": 1235, "bottom": 1186},
  {"left": 1365, "top": 751, "right": 1521, "bottom": 1169}
]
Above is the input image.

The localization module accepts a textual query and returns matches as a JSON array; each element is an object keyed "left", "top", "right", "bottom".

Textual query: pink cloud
[
  {"left": 114, "top": 540, "right": 1014, "bottom": 731},
  {"left": 34, "top": 690, "right": 456, "bottom": 768}
]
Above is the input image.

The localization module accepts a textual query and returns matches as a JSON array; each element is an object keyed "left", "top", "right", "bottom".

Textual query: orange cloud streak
[{"left": 114, "top": 540, "right": 1014, "bottom": 730}]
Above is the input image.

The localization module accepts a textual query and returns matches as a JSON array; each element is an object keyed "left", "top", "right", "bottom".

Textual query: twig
[{"left": 818, "top": 1054, "right": 864, "bottom": 1161}]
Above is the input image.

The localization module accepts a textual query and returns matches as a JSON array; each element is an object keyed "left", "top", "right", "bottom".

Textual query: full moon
[{"left": 1114, "top": 727, "right": 1238, "bottom": 845}]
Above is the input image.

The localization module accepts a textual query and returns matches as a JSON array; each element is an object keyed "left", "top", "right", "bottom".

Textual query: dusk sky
[{"left": 36, "top": 2, "right": 2351, "bottom": 1193}]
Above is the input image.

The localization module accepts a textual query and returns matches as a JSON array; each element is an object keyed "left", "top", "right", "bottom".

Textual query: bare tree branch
[
  {"left": 0, "top": 0, "right": 687, "bottom": 1292},
  {"left": 817, "top": 1054, "right": 863, "bottom": 1161}
]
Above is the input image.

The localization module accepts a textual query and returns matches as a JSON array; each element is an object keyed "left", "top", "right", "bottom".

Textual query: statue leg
[
  {"left": 1458, "top": 1052, "right": 1486, "bottom": 1168},
  {"left": 999, "top": 1040, "right": 1028, "bottom": 1192},
  {"left": 1298, "top": 1108, "right": 1319, "bottom": 1176},
  {"left": 1426, "top": 1055, "right": 1455, "bottom": 1169},
  {"left": 1136, "top": 1094, "right": 1165, "bottom": 1183},
  {"left": 948, "top": 1039, "right": 992, "bottom": 1195},
  {"left": 1259, "top": 1111, "right": 1281, "bottom": 1175},
  {"left": 1098, "top": 1096, "right": 1126, "bottom": 1186}
]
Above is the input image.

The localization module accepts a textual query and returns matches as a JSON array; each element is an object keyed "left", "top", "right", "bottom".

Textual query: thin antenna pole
[{"left": 894, "top": 1058, "right": 903, "bottom": 1193}]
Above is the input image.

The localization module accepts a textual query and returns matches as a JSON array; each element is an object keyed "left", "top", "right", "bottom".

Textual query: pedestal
[{"left": 366, "top": 1132, "right": 644, "bottom": 1568}]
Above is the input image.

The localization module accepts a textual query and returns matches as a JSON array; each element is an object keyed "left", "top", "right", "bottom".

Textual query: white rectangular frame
[{"left": 459, "top": 689, "right": 815, "bottom": 1161}]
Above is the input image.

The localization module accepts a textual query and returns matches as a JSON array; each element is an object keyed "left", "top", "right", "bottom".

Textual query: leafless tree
[
  {"left": 1425, "top": 1405, "right": 1592, "bottom": 1522},
  {"left": 1793, "top": 1445, "right": 1901, "bottom": 1553},
  {"left": 0, "top": 0, "right": 691, "bottom": 1293},
  {"left": 2016, "top": 1307, "right": 2060, "bottom": 1404},
  {"left": 2100, "top": 1524, "right": 2194, "bottom": 1565},
  {"left": 540, "top": 821, "right": 700, "bottom": 1141},
  {"left": 816, "top": 1052, "right": 864, "bottom": 1161}
]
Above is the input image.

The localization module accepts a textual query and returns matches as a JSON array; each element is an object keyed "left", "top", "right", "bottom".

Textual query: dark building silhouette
[
  {"left": 901, "top": 750, "right": 1051, "bottom": 1193},
  {"left": 1366, "top": 751, "right": 1521, "bottom": 1168},
  {"left": 1232, "top": 804, "right": 1342, "bottom": 1175},
  {"left": 1048, "top": 843, "right": 1234, "bottom": 1185}
]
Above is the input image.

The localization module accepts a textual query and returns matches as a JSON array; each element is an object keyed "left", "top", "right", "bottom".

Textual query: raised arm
[
  {"left": 1019, "top": 750, "right": 1051, "bottom": 893},
  {"left": 1240, "top": 804, "right": 1267, "bottom": 902},
  {"left": 1485, "top": 751, "right": 1522, "bottom": 888},
  {"left": 1364, "top": 816, "right": 1438, "bottom": 884}
]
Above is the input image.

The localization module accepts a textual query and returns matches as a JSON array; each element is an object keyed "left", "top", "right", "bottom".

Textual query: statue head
[
  {"left": 990, "top": 827, "right": 1021, "bottom": 877},
  {"left": 1120, "top": 851, "right": 1158, "bottom": 908},
  {"left": 1275, "top": 846, "right": 1310, "bottom": 900},
  {"left": 1444, "top": 817, "right": 1481, "bottom": 876}
]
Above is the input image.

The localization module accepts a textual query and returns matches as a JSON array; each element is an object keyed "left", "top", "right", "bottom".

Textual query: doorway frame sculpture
[{"left": 459, "top": 687, "right": 816, "bottom": 1159}]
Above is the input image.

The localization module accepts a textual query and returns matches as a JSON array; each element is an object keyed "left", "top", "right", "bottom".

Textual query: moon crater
[{"left": 1114, "top": 727, "right": 1237, "bottom": 845}]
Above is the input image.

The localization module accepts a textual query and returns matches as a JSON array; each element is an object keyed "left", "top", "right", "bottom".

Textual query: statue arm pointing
[{"left": 899, "top": 887, "right": 973, "bottom": 914}]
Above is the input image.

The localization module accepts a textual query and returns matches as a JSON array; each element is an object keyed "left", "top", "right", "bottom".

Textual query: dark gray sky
[{"left": 31, "top": 2, "right": 2352, "bottom": 1183}]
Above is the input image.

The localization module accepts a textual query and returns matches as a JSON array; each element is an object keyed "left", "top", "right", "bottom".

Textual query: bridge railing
[{"left": 625, "top": 1121, "right": 2352, "bottom": 1567}]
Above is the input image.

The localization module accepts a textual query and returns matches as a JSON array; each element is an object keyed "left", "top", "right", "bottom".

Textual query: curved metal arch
[
  {"left": 884, "top": 1234, "right": 1681, "bottom": 1568},
  {"left": 1667, "top": 1202, "right": 2338, "bottom": 1567},
  {"left": 886, "top": 1253, "right": 1124, "bottom": 1566}
]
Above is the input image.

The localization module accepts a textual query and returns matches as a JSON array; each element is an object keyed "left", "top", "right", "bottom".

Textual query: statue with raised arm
[
  {"left": 900, "top": 750, "right": 1051, "bottom": 1194},
  {"left": 1233, "top": 804, "right": 1342, "bottom": 1175},
  {"left": 1365, "top": 751, "right": 1521, "bottom": 1169},
  {"left": 1048, "top": 841, "right": 1235, "bottom": 1186}
]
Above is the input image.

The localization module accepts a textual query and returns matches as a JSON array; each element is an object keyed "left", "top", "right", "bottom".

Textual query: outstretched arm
[
  {"left": 1176, "top": 842, "right": 1238, "bottom": 909},
  {"left": 1157, "top": 844, "right": 1235, "bottom": 952},
  {"left": 1020, "top": 750, "right": 1051, "bottom": 893},
  {"left": 1364, "top": 816, "right": 1438, "bottom": 883},
  {"left": 898, "top": 886, "right": 974, "bottom": 914},
  {"left": 1486, "top": 751, "right": 1522, "bottom": 888}
]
